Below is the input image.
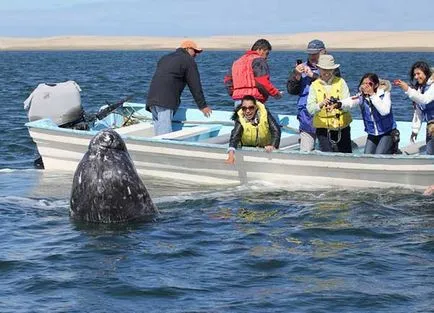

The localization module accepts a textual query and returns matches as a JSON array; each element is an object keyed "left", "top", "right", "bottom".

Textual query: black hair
[
  {"left": 241, "top": 95, "right": 256, "bottom": 104},
  {"left": 251, "top": 39, "right": 272, "bottom": 51},
  {"left": 232, "top": 95, "right": 257, "bottom": 120},
  {"left": 358, "top": 73, "right": 380, "bottom": 92},
  {"left": 409, "top": 61, "right": 432, "bottom": 87}
]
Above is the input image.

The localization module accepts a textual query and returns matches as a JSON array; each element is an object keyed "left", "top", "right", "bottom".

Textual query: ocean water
[{"left": 0, "top": 50, "right": 433, "bottom": 312}]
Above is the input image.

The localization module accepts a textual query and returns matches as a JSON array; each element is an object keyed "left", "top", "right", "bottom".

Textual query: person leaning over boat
[
  {"left": 338, "top": 73, "right": 397, "bottom": 154},
  {"left": 146, "top": 40, "right": 212, "bottom": 136},
  {"left": 223, "top": 39, "right": 283, "bottom": 107},
  {"left": 225, "top": 95, "right": 281, "bottom": 164},
  {"left": 306, "top": 54, "right": 352, "bottom": 153},
  {"left": 394, "top": 61, "right": 434, "bottom": 155},
  {"left": 287, "top": 39, "right": 340, "bottom": 152}
]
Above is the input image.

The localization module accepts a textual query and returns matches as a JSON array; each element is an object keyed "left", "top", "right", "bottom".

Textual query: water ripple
[{"left": 0, "top": 51, "right": 433, "bottom": 312}]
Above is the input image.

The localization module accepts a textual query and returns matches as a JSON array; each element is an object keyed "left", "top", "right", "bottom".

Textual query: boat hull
[{"left": 28, "top": 126, "right": 434, "bottom": 190}]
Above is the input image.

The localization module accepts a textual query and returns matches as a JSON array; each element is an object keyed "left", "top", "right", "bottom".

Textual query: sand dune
[{"left": 1, "top": 31, "right": 433, "bottom": 51}]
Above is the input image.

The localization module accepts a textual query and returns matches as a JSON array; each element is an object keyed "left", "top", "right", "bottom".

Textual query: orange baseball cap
[{"left": 180, "top": 40, "right": 203, "bottom": 53}]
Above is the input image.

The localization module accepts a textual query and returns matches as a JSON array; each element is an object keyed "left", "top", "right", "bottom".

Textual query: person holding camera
[
  {"left": 338, "top": 73, "right": 398, "bottom": 154},
  {"left": 394, "top": 61, "right": 434, "bottom": 155},
  {"left": 287, "top": 39, "right": 340, "bottom": 152},
  {"left": 307, "top": 54, "right": 352, "bottom": 153}
]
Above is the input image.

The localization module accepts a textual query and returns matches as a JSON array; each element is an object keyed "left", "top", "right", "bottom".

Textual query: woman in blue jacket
[{"left": 338, "top": 73, "right": 397, "bottom": 154}]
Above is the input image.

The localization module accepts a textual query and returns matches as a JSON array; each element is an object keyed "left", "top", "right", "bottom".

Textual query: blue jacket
[
  {"left": 360, "top": 93, "right": 396, "bottom": 135},
  {"left": 287, "top": 61, "right": 319, "bottom": 133},
  {"left": 420, "top": 84, "right": 434, "bottom": 122}
]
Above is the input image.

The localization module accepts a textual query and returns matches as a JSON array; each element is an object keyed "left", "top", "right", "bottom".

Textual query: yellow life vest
[
  {"left": 312, "top": 77, "right": 352, "bottom": 130},
  {"left": 238, "top": 101, "right": 271, "bottom": 147}
]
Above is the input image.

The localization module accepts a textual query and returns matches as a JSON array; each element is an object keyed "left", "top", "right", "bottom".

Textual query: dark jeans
[
  {"left": 316, "top": 126, "right": 352, "bottom": 153},
  {"left": 364, "top": 133, "right": 394, "bottom": 154}
]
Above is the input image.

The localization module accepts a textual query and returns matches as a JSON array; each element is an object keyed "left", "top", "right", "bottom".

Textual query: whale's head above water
[{"left": 70, "top": 129, "right": 158, "bottom": 223}]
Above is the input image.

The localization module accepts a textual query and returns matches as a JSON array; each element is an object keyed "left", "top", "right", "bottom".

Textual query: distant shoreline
[{"left": 1, "top": 31, "right": 434, "bottom": 52}]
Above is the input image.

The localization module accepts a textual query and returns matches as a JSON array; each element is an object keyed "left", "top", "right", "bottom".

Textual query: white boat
[{"left": 25, "top": 102, "right": 434, "bottom": 190}]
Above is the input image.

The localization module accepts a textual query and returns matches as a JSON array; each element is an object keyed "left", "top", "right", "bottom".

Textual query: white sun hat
[{"left": 317, "top": 54, "right": 340, "bottom": 70}]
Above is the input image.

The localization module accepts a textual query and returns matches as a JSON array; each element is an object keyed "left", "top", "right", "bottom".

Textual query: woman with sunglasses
[
  {"left": 338, "top": 73, "right": 397, "bottom": 154},
  {"left": 225, "top": 95, "right": 281, "bottom": 164},
  {"left": 394, "top": 61, "right": 434, "bottom": 155}
]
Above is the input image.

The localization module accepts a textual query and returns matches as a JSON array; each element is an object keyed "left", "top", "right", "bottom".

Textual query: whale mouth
[{"left": 70, "top": 213, "right": 158, "bottom": 224}]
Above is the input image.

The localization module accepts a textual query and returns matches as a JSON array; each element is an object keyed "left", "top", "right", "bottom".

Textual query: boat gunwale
[{"left": 25, "top": 118, "right": 434, "bottom": 161}]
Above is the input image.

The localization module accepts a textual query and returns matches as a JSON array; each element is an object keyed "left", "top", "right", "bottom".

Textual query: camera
[
  {"left": 296, "top": 59, "right": 303, "bottom": 65},
  {"left": 328, "top": 96, "right": 342, "bottom": 109},
  {"left": 329, "top": 96, "right": 340, "bottom": 104}
]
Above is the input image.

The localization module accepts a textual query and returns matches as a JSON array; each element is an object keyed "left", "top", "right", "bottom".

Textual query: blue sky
[{"left": 0, "top": 0, "right": 433, "bottom": 37}]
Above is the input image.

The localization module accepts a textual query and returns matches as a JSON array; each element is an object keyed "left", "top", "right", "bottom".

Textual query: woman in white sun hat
[{"left": 307, "top": 54, "right": 352, "bottom": 153}]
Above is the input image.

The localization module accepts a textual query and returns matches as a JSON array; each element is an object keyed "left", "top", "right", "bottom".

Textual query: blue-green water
[{"left": 0, "top": 51, "right": 433, "bottom": 312}]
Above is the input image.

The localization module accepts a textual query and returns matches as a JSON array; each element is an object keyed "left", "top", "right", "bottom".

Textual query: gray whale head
[
  {"left": 88, "top": 127, "right": 127, "bottom": 152},
  {"left": 70, "top": 129, "right": 158, "bottom": 223}
]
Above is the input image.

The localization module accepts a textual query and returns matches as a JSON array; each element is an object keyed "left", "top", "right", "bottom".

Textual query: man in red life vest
[{"left": 224, "top": 39, "right": 283, "bottom": 107}]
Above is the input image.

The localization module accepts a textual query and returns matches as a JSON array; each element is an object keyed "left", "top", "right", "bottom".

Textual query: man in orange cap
[{"left": 146, "top": 40, "right": 212, "bottom": 135}]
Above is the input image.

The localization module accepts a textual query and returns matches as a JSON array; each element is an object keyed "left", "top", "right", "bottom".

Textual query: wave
[
  {"left": 0, "top": 195, "right": 68, "bottom": 209},
  {"left": 0, "top": 168, "right": 38, "bottom": 173}
]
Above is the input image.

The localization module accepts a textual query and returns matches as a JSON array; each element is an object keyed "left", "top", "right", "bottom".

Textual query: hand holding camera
[
  {"left": 294, "top": 64, "right": 305, "bottom": 75},
  {"left": 304, "top": 66, "right": 314, "bottom": 78},
  {"left": 360, "top": 82, "right": 375, "bottom": 96},
  {"left": 393, "top": 79, "right": 409, "bottom": 92},
  {"left": 324, "top": 96, "right": 342, "bottom": 111}
]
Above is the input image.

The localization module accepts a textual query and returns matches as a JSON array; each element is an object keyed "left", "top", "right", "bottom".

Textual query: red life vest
[{"left": 232, "top": 51, "right": 265, "bottom": 102}]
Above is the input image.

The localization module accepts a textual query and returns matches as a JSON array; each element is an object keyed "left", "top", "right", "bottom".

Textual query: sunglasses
[
  {"left": 241, "top": 105, "right": 256, "bottom": 111},
  {"left": 363, "top": 81, "right": 374, "bottom": 87}
]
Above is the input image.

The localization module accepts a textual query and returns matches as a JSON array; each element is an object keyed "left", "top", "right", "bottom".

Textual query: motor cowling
[{"left": 24, "top": 80, "right": 84, "bottom": 126}]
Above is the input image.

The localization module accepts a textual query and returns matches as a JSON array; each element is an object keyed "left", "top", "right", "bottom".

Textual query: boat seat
[
  {"left": 202, "top": 133, "right": 231, "bottom": 144},
  {"left": 152, "top": 126, "right": 212, "bottom": 140},
  {"left": 400, "top": 141, "right": 426, "bottom": 155},
  {"left": 115, "top": 122, "right": 154, "bottom": 137},
  {"left": 351, "top": 135, "right": 367, "bottom": 149},
  {"left": 279, "top": 135, "right": 300, "bottom": 150}
]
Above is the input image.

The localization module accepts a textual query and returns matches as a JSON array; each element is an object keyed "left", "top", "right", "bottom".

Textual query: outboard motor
[
  {"left": 24, "top": 80, "right": 85, "bottom": 128},
  {"left": 24, "top": 80, "right": 85, "bottom": 169}
]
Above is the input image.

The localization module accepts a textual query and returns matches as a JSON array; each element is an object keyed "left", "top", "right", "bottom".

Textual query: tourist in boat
[
  {"left": 287, "top": 39, "right": 332, "bottom": 152},
  {"left": 306, "top": 54, "right": 352, "bottom": 153},
  {"left": 146, "top": 40, "right": 212, "bottom": 136},
  {"left": 225, "top": 95, "right": 281, "bottom": 164},
  {"left": 394, "top": 61, "right": 434, "bottom": 155},
  {"left": 338, "top": 73, "right": 398, "bottom": 154},
  {"left": 224, "top": 39, "right": 283, "bottom": 107}
]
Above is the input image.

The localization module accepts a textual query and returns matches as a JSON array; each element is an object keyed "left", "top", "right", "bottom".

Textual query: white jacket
[{"left": 408, "top": 77, "right": 434, "bottom": 135}]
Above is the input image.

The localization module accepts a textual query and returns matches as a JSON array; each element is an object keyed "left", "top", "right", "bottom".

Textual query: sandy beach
[{"left": 0, "top": 31, "right": 434, "bottom": 51}]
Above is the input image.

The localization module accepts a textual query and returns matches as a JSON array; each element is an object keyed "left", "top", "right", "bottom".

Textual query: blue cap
[{"left": 306, "top": 39, "right": 325, "bottom": 54}]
